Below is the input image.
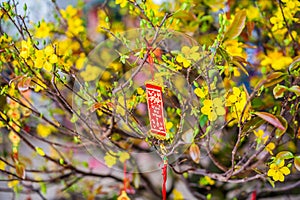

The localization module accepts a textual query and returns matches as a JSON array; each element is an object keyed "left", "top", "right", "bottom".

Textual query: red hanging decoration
[
  {"left": 162, "top": 156, "right": 168, "bottom": 200},
  {"left": 145, "top": 83, "right": 167, "bottom": 139}
]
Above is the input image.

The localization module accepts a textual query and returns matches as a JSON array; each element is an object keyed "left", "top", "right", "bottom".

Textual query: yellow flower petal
[{"left": 280, "top": 166, "right": 290, "bottom": 175}]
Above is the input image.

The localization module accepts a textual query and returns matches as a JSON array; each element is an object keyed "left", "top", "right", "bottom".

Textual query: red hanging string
[
  {"left": 162, "top": 156, "right": 168, "bottom": 200},
  {"left": 147, "top": 44, "right": 155, "bottom": 81}
]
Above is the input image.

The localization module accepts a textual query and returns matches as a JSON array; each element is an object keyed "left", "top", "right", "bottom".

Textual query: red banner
[{"left": 145, "top": 83, "right": 166, "bottom": 138}]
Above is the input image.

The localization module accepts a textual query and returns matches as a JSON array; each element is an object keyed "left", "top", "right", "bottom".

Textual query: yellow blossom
[
  {"left": 261, "top": 51, "right": 293, "bottom": 71},
  {"left": 0, "top": 160, "right": 6, "bottom": 170},
  {"left": 181, "top": 46, "right": 200, "bottom": 61},
  {"left": 34, "top": 46, "right": 58, "bottom": 71},
  {"left": 119, "top": 151, "right": 130, "bottom": 163},
  {"left": 36, "top": 123, "right": 55, "bottom": 138},
  {"left": 166, "top": 121, "right": 174, "bottom": 131},
  {"left": 116, "top": 0, "right": 128, "bottom": 8},
  {"left": 247, "top": 5, "right": 260, "bottom": 21},
  {"left": 266, "top": 142, "right": 275, "bottom": 155},
  {"left": 104, "top": 151, "right": 117, "bottom": 167},
  {"left": 176, "top": 54, "right": 191, "bottom": 68},
  {"left": 20, "top": 39, "right": 33, "bottom": 59},
  {"left": 267, "top": 160, "right": 290, "bottom": 182},
  {"left": 35, "top": 21, "right": 51, "bottom": 38},
  {"left": 199, "top": 176, "right": 215, "bottom": 186},
  {"left": 226, "top": 87, "right": 251, "bottom": 123},
  {"left": 7, "top": 109, "right": 20, "bottom": 120},
  {"left": 172, "top": 189, "right": 184, "bottom": 200},
  {"left": 253, "top": 129, "right": 268, "bottom": 145},
  {"left": 201, "top": 98, "right": 225, "bottom": 121},
  {"left": 8, "top": 180, "right": 19, "bottom": 188},
  {"left": 165, "top": 59, "right": 182, "bottom": 71},
  {"left": 75, "top": 53, "right": 87, "bottom": 70},
  {"left": 9, "top": 131, "right": 20, "bottom": 145},
  {"left": 80, "top": 65, "right": 102, "bottom": 82},
  {"left": 117, "top": 190, "right": 130, "bottom": 200},
  {"left": 60, "top": 5, "right": 77, "bottom": 19},
  {"left": 194, "top": 88, "right": 206, "bottom": 98},
  {"left": 223, "top": 39, "right": 246, "bottom": 58}
]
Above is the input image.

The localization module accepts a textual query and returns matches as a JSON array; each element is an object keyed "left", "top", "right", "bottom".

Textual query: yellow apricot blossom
[
  {"left": 265, "top": 142, "right": 275, "bottom": 155},
  {"left": 117, "top": 190, "right": 130, "bottom": 200},
  {"left": 8, "top": 180, "right": 19, "bottom": 188},
  {"left": 119, "top": 151, "right": 130, "bottom": 163},
  {"left": 36, "top": 123, "right": 56, "bottom": 138},
  {"left": 201, "top": 98, "right": 225, "bottom": 121},
  {"left": 104, "top": 151, "right": 117, "bottom": 167},
  {"left": 116, "top": 0, "right": 128, "bottom": 8},
  {"left": 80, "top": 65, "right": 102, "bottom": 82},
  {"left": 34, "top": 46, "right": 58, "bottom": 71},
  {"left": 20, "top": 39, "right": 33, "bottom": 59},
  {"left": 172, "top": 189, "right": 184, "bottom": 200},
  {"left": 223, "top": 39, "right": 246, "bottom": 59},
  {"left": 0, "top": 160, "right": 6, "bottom": 170},
  {"left": 176, "top": 54, "right": 191, "bottom": 68},
  {"left": 194, "top": 87, "right": 206, "bottom": 98},
  {"left": 226, "top": 87, "right": 250, "bottom": 122},
  {"left": 9, "top": 131, "right": 20, "bottom": 145},
  {"left": 60, "top": 5, "right": 85, "bottom": 37},
  {"left": 35, "top": 21, "right": 51, "bottom": 38},
  {"left": 253, "top": 129, "right": 268, "bottom": 145},
  {"left": 181, "top": 46, "right": 200, "bottom": 61},
  {"left": 267, "top": 160, "right": 290, "bottom": 182},
  {"left": 261, "top": 51, "right": 293, "bottom": 71}
]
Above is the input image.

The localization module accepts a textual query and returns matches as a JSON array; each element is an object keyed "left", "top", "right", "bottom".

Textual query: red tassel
[
  {"left": 162, "top": 157, "right": 167, "bottom": 200},
  {"left": 251, "top": 190, "right": 256, "bottom": 200}
]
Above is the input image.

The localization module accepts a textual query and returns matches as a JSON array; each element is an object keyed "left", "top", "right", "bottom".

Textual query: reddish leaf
[
  {"left": 273, "top": 85, "right": 287, "bottom": 99},
  {"left": 254, "top": 112, "right": 285, "bottom": 130},
  {"left": 189, "top": 143, "right": 200, "bottom": 164},
  {"left": 17, "top": 77, "right": 31, "bottom": 92},
  {"left": 16, "top": 162, "right": 26, "bottom": 179},
  {"left": 247, "top": 21, "right": 255, "bottom": 38},
  {"left": 294, "top": 155, "right": 300, "bottom": 171}
]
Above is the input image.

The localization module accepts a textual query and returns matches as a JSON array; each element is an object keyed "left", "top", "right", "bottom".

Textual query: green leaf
[
  {"left": 276, "top": 151, "right": 294, "bottom": 161},
  {"left": 70, "top": 114, "right": 78, "bottom": 123},
  {"left": 267, "top": 177, "right": 275, "bottom": 188},
  {"left": 35, "top": 147, "right": 45, "bottom": 156},
  {"left": 273, "top": 85, "right": 287, "bottom": 99},
  {"left": 231, "top": 56, "right": 249, "bottom": 76},
  {"left": 133, "top": 170, "right": 140, "bottom": 189},
  {"left": 242, "top": 117, "right": 264, "bottom": 133},
  {"left": 288, "top": 85, "right": 300, "bottom": 97},
  {"left": 40, "top": 182, "right": 47, "bottom": 194},
  {"left": 275, "top": 115, "right": 287, "bottom": 138},
  {"left": 254, "top": 112, "right": 285, "bottom": 131},
  {"left": 224, "top": 10, "right": 247, "bottom": 40},
  {"left": 294, "top": 155, "right": 300, "bottom": 171},
  {"left": 288, "top": 56, "right": 300, "bottom": 72},
  {"left": 262, "top": 72, "right": 287, "bottom": 88}
]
